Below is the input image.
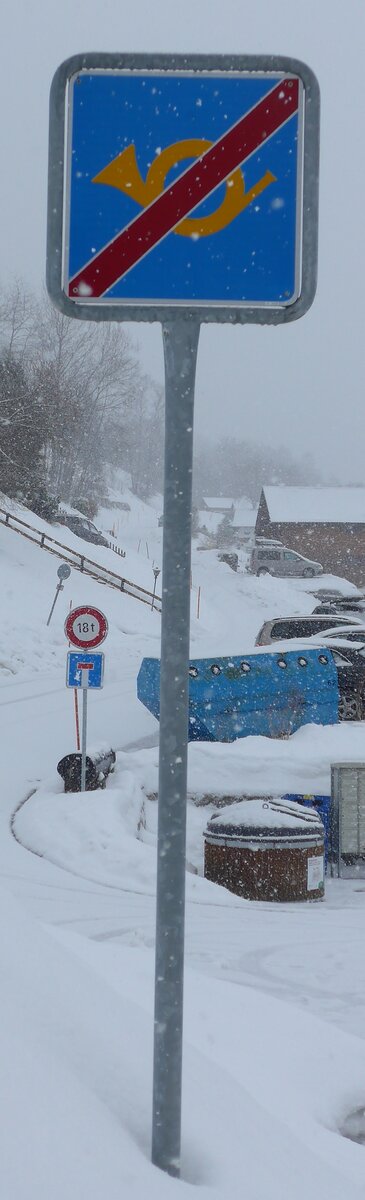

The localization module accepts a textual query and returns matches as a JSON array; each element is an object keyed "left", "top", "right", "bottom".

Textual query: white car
[
  {"left": 250, "top": 543, "right": 323, "bottom": 578},
  {"left": 255, "top": 614, "right": 363, "bottom": 646}
]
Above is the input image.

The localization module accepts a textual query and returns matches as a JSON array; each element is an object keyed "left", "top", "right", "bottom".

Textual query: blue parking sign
[
  {"left": 66, "top": 651, "right": 104, "bottom": 689},
  {"left": 47, "top": 54, "right": 319, "bottom": 324}
]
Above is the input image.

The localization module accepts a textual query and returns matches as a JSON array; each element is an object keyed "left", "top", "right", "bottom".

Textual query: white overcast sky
[{"left": 1, "top": 0, "right": 364, "bottom": 482}]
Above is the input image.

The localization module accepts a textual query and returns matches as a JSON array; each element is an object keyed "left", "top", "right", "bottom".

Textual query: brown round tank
[{"left": 204, "top": 797, "right": 324, "bottom": 902}]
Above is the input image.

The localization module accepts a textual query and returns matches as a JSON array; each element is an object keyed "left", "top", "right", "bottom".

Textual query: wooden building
[{"left": 255, "top": 487, "right": 365, "bottom": 586}]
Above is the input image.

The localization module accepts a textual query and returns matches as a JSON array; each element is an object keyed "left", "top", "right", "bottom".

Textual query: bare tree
[
  {"left": 0, "top": 352, "right": 45, "bottom": 499},
  {"left": 121, "top": 376, "right": 164, "bottom": 498},
  {"left": 0, "top": 279, "right": 161, "bottom": 513},
  {"left": 0, "top": 280, "right": 35, "bottom": 362},
  {"left": 30, "top": 292, "right": 141, "bottom": 504}
]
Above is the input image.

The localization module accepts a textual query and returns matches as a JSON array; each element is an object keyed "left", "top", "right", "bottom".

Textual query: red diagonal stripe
[{"left": 69, "top": 77, "right": 299, "bottom": 299}]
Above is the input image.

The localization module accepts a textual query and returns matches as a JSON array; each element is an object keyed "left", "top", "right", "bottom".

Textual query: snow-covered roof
[
  {"left": 202, "top": 497, "right": 234, "bottom": 510},
  {"left": 233, "top": 503, "right": 256, "bottom": 527},
  {"left": 263, "top": 486, "right": 365, "bottom": 524},
  {"left": 198, "top": 511, "right": 225, "bottom": 535}
]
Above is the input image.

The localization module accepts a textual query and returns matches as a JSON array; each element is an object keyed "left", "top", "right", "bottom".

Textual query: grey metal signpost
[
  {"left": 80, "top": 669, "right": 89, "bottom": 792},
  {"left": 47, "top": 51, "right": 320, "bottom": 1180},
  {"left": 152, "top": 319, "right": 199, "bottom": 1172}
]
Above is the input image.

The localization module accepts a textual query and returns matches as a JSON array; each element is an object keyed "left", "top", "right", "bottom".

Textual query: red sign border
[{"left": 64, "top": 605, "right": 108, "bottom": 649}]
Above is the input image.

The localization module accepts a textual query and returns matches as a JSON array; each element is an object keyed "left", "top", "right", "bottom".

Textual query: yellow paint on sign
[{"left": 93, "top": 139, "right": 276, "bottom": 237}]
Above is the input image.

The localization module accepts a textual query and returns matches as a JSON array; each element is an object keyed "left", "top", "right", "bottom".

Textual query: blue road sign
[
  {"left": 66, "top": 651, "right": 104, "bottom": 689},
  {"left": 64, "top": 67, "right": 304, "bottom": 308}
]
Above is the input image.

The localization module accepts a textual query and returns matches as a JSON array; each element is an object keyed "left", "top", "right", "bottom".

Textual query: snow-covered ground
[{"left": 2, "top": 490, "right": 365, "bottom": 1198}]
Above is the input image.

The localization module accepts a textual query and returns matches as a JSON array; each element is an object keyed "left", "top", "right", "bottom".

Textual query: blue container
[
  {"left": 283, "top": 794, "right": 332, "bottom": 869},
  {"left": 137, "top": 649, "right": 339, "bottom": 744}
]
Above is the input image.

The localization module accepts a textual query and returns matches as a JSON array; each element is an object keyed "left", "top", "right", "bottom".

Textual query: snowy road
[
  {"left": 3, "top": 506, "right": 365, "bottom": 1197},
  {"left": 3, "top": 663, "right": 365, "bottom": 1050}
]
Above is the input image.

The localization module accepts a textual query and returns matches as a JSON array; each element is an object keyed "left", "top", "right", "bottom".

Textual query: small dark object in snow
[
  {"left": 218, "top": 552, "right": 238, "bottom": 571},
  {"left": 340, "top": 1107, "right": 365, "bottom": 1146},
  {"left": 57, "top": 748, "right": 116, "bottom": 792}
]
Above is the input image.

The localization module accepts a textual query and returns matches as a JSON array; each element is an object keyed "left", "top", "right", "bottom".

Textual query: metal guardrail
[{"left": 0, "top": 507, "right": 162, "bottom": 611}]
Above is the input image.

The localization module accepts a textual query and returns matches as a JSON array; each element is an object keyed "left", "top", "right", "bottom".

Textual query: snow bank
[
  {"left": 4, "top": 486, "right": 365, "bottom": 1200},
  {"left": 206, "top": 795, "right": 321, "bottom": 831},
  {"left": 2, "top": 885, "right": 365, "bottom": 1199},
  {"left": 116, "top": 720, "right": 365, "bottom": 802}
]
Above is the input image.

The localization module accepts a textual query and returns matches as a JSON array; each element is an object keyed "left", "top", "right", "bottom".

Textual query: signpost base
[{"left": 151, "top": 318, "right": 200, "bottom": 1178}]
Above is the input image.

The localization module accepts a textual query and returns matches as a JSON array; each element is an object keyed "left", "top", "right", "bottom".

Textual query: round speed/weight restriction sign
[{"left": 64, "top": 605, "right": 108, "bottom": 649}]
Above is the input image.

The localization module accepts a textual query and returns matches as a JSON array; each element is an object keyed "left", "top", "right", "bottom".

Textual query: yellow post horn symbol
[{"left": 93, "top": 139, "right": 276, "bottom": 237}]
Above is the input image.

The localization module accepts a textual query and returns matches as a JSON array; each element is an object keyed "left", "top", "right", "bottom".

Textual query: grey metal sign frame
[{"left": 47, "top": 52, "right": 320, "bottom": 327}]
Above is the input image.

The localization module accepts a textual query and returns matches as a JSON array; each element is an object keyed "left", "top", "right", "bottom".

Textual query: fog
[{"left": 1, "top": 0, "right": 364, "bottom": 481}]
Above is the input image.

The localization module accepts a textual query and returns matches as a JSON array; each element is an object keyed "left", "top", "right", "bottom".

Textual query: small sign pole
[
  {"left": 152, "top": 318, "right": 200, "bottom": 1178},
  {"left": 80, "top": 671, "right": 88, "bottom": 791},
  {"left": 74, "top": 689, "right": 81, "bottom": 751},
  {"left": 68, "top": 599, "right": 80, "bottom": 750},
  {"left": 46, "top": 562, "right": 71, "bottom": 626}
]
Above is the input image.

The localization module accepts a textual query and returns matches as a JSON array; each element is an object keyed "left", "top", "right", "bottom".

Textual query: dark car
[
  {"left": 58, "top": 513, "right": 109, "bottom": 548},
  {"left": 313, "top": 595, "right": 365, "bottom": 619},
  {"left": 328, "top": 645, "right": 365, "bottom": 721},
  {"left": 309, "top": 636, "right": 365, "bottom": 720}
]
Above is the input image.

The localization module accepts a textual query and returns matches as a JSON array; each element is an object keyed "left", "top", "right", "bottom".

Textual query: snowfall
[{"left": 2, "top": 479, "right": 365, "bottom": 1199}]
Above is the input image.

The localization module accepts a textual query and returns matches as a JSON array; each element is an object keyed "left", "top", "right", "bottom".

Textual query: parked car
[
  {"left": 313, "top": 595, "right": 365, "bottom": 619},
  {"left": 310, "top": 624, "right": 365, "bottom": 645},
  {"left": 250, "top": 543, "right": 323, "bottom": 578},
  {"left": 57, "top": 513, "right": 109, "bottom": 548},
  {"left": 255, "top": 613, "right": 362, "bottom": 646},
  {"left": 308, "top": 638, "right": 365, "bottom": 720},
  {"left": 312, "top": 588, "right": 345, "bottom": 599},
  {"left": 260, "top": 637, "right": 365, "bottom": 722}
]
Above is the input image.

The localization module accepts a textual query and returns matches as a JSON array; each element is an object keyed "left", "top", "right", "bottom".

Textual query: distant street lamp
[{"left": 151, "top": 566, "right": 161, "bottom": 611}]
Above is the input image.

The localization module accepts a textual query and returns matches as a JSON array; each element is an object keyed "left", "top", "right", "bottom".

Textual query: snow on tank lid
[{"left": 205, "top": 797, "right": 323, "bottom": 836}]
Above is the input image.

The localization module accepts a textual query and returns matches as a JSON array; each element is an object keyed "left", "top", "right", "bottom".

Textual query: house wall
[
  {"left": 255, "top": 493, "right": 271, "bottom": 537},
  {"left": 255, "top": 497, "right": 365, "bottom": 585},
  {"left": 201, "top": 501, "right": 235, "bottom": 515}
]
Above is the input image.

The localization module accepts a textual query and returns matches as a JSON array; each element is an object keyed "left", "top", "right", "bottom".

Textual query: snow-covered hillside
[
  {"left": 2, "top": 489, "right": 365, "bottom": 1200},
  {"left": 0, "top": 489, "right": 327, "bottom": 682}
]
